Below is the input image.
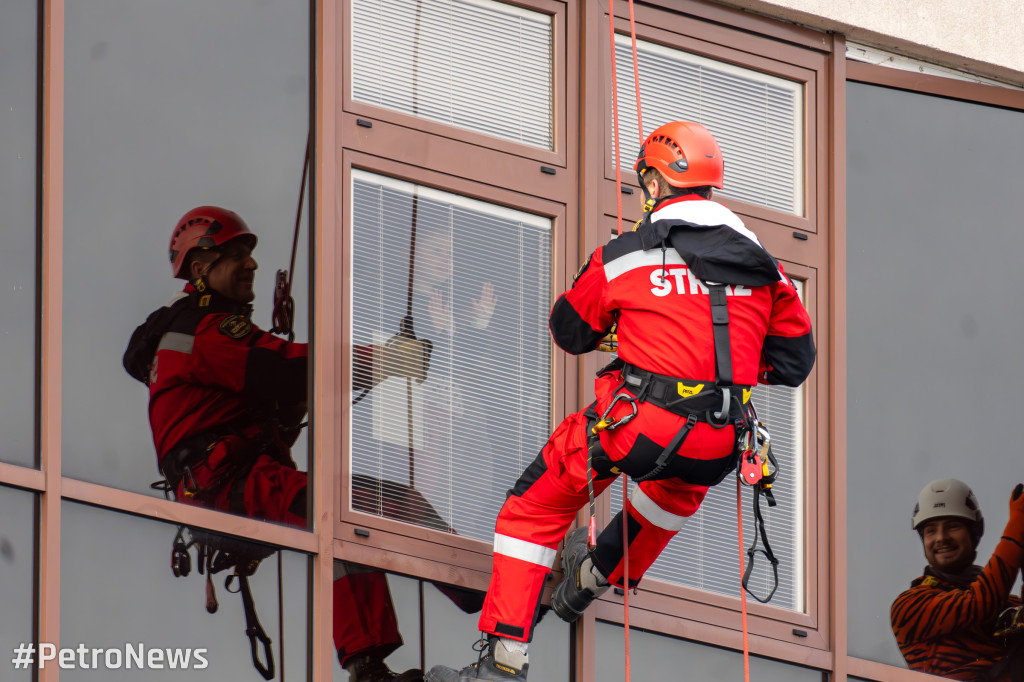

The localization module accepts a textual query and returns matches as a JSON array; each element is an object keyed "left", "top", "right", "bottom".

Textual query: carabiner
[{"left": 592, "top": 392, "right": 638, "bottom": 434}]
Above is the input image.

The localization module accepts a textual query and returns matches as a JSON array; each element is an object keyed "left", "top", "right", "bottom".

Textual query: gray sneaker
[
  {"left": 551, "top": 527, "right": 607, "bottom": 623},
  {"left": 425, "top": 638, "right": 527, "bottom": 682}
]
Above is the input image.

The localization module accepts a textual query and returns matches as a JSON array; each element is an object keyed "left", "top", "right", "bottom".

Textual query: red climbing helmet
[
  {"left": 168, "top": 206, "right": 258, "bottom": 279},
  {"left": 634, "top": 121, "right": 724, "bottom": 190}
]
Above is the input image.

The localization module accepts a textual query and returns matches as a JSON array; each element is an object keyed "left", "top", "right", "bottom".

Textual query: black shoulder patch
[
  {"left": 573, "top": 253, "right": 593, "bottom": 282},
  {"left": 218, "top": 314, "right": 253, "bottom": 339}
]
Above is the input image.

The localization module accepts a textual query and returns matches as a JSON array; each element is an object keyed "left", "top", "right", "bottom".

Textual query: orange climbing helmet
[
  {"left": 168, "top": 206, "right": 258, "bottom": 279},
  {"left": 634, "top": 121, "right": 724, "bottom": 190}
]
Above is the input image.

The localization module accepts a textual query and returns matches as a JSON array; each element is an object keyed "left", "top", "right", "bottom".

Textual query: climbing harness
[
  {"left": 169, "top": 525, "right": 277, "bottom": 680},
  {"left": 152, "top": 418, "right": 297, "bottom": 680}
]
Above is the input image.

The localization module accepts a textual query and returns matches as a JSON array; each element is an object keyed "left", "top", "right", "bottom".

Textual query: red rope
[
  {"left": 608, "top": 0, "right": 625, "bottom": 237},
  {"left": 609, "top": 2, "right": 647, "bottom": 679},
  {"left": 626, "top": 0, "right": 644, "bottom": 142},
  {"left": 737, "top": 479, "right": 751, "bottom": 682}
]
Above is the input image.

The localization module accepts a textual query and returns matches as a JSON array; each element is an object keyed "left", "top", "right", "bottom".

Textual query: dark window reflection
[
  {"left": 61, "top": 0, "right": 310, "bottom": 495},
  {"left": 0, "top": 486, "right": 36, "bottom": 682},
  {"left": 595, "top": 622, "right": 821, "bottom": 681},
  {"left": 61, "top": 501, "right": 309, "bottom": 681},
  {"left": 0, "top": 0, "right": 39, "bottom": 468},
  {"left": 332, "top": 564, "right": 569, "bottom": 680},
  {"left": 847, "top": 82, "right": 1024, "bottom": 666}
]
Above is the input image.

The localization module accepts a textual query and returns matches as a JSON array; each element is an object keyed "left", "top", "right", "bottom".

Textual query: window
[
  {"left": 350, "top": 170, "right": 552, "bottom": 543},
  {"left": 0, "top": 486, "right": 35, "bottom": 682},
  {"left": 351, "top": 0, "right": 555, "bottom": 149},
  {"left": 846, "top": 80, "right": 1024, "bottom": 667},
  {"left": 613, "top": 34, "right": 804, "bottom": 215},
  {"left": 60, "top": 0, "right": 310, "bottom": 495},
  {"left": 595, "top": 622, "right": 822, "bottom": 681},
  {"left": 61, "top": 501, "right": 310, "bottom": 680},
  {"left": 0, "top": 0, "right": 38, "bottom": 468}
]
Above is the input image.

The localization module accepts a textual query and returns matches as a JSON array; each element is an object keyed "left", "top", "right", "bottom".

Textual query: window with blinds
[
  {"left": 608, "top": 287, "right": 807, "bottom": 612},
  {"left": 350, "top": 170, "right": 553, "bottom": 542},
  {"left": 351, "top": 0, "right": 554, "bottom": 150},
  {"left": 613, "top": 34, "right": 804, "bottom": 215}
]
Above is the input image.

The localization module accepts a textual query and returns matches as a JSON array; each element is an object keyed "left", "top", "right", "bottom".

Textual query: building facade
[{"left": 2, "top": 0, "right": 1023, "bottom": 680}]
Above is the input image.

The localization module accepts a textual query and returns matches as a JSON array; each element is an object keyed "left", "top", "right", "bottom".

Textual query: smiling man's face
[
  {"left": 204, "top": 241, "right": 258, "bottom": 303},
  {"left": 921, "top": 517, "right": 975, "bottom": 574}
]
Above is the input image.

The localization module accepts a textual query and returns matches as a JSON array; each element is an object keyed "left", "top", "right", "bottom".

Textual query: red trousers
[
  {"left": 477, "top": 402, "right": 735, "bottom": 642},
  {"left": 178, "top": 452, "right": 402, "bottom": 665}
]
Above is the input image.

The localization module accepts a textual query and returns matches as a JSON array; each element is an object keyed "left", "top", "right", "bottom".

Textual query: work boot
[
  {"left": 343, "top": 653, "right": 424, "bottom": 682},
  {"left": 425, "top": 636, "right": 528, "bottom": 681},
  {"left": 551, "top": 526, "right": 610, "bottom": 623}
]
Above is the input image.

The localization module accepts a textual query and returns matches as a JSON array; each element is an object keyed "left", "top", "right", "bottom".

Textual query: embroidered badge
[{"left": 218, "top": 314, "right": 253, "bottom": 339}]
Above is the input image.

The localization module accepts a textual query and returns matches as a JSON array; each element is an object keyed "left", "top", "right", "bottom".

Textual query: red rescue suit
[
  {"left": 123, "top": 284, "right": 403, "bottom": 666},
  {"left": 478, "top": 195, "right": 815, "bottom": 641}
]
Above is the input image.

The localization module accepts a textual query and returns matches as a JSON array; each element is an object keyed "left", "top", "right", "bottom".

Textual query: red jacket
[
  {"left": 124, "top": 284, "right": 307, "bottom": 464},
  {"left": 549, "top": 195, "right": 815, "bottom": 475}
]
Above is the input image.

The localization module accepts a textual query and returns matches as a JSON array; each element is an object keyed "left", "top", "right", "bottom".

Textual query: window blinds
[
  {"left": 614, "top": 34, "right": 804, "bottom": 215},
  {"left": 352, "top": 0, "right": 554, "bottom": 149},
  {"left": 350, "top": 170, "right": 552, "bottom": 542}
]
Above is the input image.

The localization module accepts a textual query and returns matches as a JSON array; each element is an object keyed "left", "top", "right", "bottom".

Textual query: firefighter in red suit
[
  {"left": 427, "top": 121, "right": 816, "bottom": 681},
  {"left": 123, "top": 206, "right": 429, "bottom": 681}
]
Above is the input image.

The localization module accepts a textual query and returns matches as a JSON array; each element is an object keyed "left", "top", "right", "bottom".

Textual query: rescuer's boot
[
  {"left": 425, "top": 636, "right": 528, "bottom": 681},
  {"left": 551, "top": 526, "right": 610, "bottom": 623},
  {"left": 343, "top": 653, "right": 424, "bottom": 682}
]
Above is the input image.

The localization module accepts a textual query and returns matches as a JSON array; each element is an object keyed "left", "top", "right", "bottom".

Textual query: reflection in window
[
  {"left": 847, "top": 82, "right": 1024, "bottom": 667},
  {"left": 614, "top": 34, "right": 804, "bottom": 215},
  {"left": 0, "top": 0, "right": 38, "bottom": 468},
  {"left": 595, "top": 622, "right": 821, "bottom": 681},
  {"left": 61, "top": 0, "right": 309, "bottom": 494},
  {"left": 331, "top": 564, "right": 569, "bottom": 681},
  {"left": 351, "top": 0, "right": 554, "bottom": 149},
  {"left": 350, "top": 170, "right": 552, "bottom": 542},
  {"left": 61, "top": 502, "right": 309, "bottom": 681},
  {"left": 0, "top": 486, "right": 35, "bottom": 682},
  {"left": 608, "top": 284, "right": 806, "bottom": 611}
]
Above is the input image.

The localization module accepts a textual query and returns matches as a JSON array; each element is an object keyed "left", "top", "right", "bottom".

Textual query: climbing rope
[
  {"left": 608, "top": 1, "right": 645, "bottom": 679},
  {"left": 737, "top": 479, "right": 752, "bottom": 682}
]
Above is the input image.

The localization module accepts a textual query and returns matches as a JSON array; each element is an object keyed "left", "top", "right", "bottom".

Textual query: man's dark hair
[
  {"left": 184, "top": 248, "right": 218, "bottom": 278},
  {"left": 642, "top": 168, "right": 713, "bottom": 199}
]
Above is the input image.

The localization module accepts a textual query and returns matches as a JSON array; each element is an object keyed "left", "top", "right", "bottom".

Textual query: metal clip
[{"left": 591, "top": 392, "right": 639, "bottom": 434}]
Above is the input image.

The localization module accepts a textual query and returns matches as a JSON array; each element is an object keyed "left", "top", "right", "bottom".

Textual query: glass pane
[
  {"left": 61, "top": 501, "right": 309, "bottom": 680},
  {"left": 596, "top": 621, "right": 822, "bottom": 681},
  {"left": 350, "top": 170, "right": 552, "bottom": 542},
  {"left": 614, "top": 34, "right": 804, "bottom": 215},
  {"left": 0, "top": 0, "right": 38, "bottom": 468},
  {"left": 332, "top": 564, "right": 569, "bottom": 680},
  {"left": 352, "top": 0, "right": 554, "bottom": 150},
  {"left": 847, "top": 82, "right": 1024, "bottom": 667},
  {"left": 0, "top": 486, "right": 36, "bottom": 682},
  {"left": 61, "top": 0, "right": 310, "bottom": 495},
  {"left": 607, "top": 289, "right": 807, "bottom": 612}
]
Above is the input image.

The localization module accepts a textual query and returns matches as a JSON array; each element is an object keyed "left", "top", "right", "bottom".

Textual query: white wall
[{"left": 725, "top": 0, "right": 1024, "bottom": 86}]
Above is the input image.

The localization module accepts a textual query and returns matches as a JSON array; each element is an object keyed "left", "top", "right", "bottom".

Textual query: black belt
[{"left": 620, "top": 362, "right": 750, "bottom": 423}]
